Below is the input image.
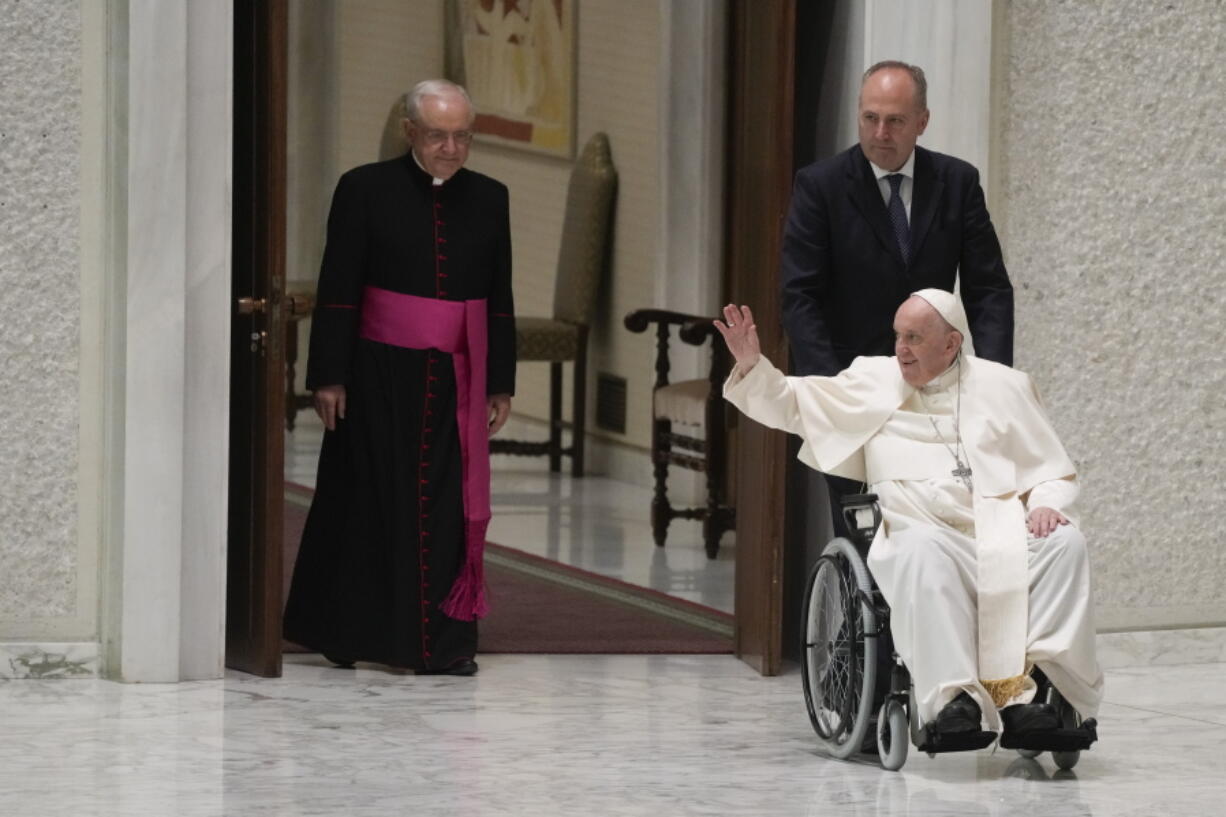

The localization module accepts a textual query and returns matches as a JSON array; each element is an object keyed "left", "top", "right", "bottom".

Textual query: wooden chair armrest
[
  {"left": 624, "top": 308, "right": 711, "bottom": 334},
  {"left": 678, "top": 318, "right": 719, "bottom": 346}
]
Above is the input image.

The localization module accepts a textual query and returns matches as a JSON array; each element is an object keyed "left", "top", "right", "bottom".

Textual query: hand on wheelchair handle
[
  {"left": 714, "top": 303, "right": 761, "bottom": 375},
  {"left": 1027, "top": 506, "right": 1068, "bottom": 538}
]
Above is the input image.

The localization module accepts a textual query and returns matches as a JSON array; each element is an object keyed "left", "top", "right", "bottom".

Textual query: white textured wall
[
  {"left": 999, "top": 2, "right": 1226, "bottom": 629},
  {"left": 0, "top": 1, "right": 83, "bottom": 622}
]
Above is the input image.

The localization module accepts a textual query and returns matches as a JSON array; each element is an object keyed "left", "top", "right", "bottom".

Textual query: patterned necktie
[{"left": 886, "top": 173, "right": 910, "bottom": 263}]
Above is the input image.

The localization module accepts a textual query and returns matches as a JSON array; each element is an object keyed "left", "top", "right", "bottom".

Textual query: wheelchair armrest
[{"left": 839, "top": 493, "right": 881, "bottom": 546}]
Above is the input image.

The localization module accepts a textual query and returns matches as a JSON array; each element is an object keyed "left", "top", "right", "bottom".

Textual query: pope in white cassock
[{"left": 717, "top": 289, "right": 1103, "bottom": 740}]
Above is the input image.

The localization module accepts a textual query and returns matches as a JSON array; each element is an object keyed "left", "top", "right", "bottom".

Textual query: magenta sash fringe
[{"left": 359, "top": 285, "right": 490, "bottom": 621}]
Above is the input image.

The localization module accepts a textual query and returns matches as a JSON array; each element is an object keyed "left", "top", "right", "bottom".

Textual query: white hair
[{"left": 405, "top": 79, "right": 475, "bottom": 124}]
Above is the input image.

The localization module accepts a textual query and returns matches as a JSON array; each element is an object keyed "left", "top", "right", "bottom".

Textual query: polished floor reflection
[
  {"left": 287, "top": 413, "right": 736, "bottom": 613},
  {"left": 1, "top": 654, "right": 1222, "bottom": 815},
  {"left": 258, "top": 411, "right": 1226, "bottom": 815}
]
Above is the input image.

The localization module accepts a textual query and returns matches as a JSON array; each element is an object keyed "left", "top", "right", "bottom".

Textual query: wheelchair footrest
[
  {"left": 917, "top": 726, "right": 999, "bottom": 754},
  {"left": 999, "top": 718, "right": 1098, "bottom": 752}
]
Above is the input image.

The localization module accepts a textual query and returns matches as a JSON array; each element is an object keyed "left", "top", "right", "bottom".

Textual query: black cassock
[{"left": 284, "top": 156, "right": 515, "bottom": 670}]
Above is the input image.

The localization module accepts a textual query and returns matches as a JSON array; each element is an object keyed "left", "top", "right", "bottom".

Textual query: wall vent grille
[{"left": 595, "top": 373, "right": 627, "bottom": 434}]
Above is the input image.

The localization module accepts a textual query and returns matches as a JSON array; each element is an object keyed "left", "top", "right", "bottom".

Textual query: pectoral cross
[{"left": 952, "top": 461, "right": 973, "bottom": 491}]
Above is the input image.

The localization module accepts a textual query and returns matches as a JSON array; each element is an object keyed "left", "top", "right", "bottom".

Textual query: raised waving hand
[{"left": 713, "top": 304, "right": 761, "bottom": 375}]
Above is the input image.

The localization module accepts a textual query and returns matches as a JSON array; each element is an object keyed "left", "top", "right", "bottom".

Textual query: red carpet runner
[{"left": 283, "top": 483, "right": 732, "bottom": 655}]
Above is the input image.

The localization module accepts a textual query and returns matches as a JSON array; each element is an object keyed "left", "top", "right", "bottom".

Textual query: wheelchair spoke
[
  {"left": 802, "top": 552, "right": 865, "bottom": 745},
  {"left": 801, "top": 539, "right": 879, "bottom": 758}
]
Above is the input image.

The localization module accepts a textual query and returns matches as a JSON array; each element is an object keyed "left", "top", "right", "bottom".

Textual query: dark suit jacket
[{"left": 780, "top": 144, "right": 1013, "bottom": 376}]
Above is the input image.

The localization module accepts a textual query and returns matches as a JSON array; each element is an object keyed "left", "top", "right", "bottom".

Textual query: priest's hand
[
  {"left": 1027, "top": 506, "right": 1069, "bottom": 538},
  {"left": 713, "top": 304, "right": 761, "bottom": 375},
  {"left": 488, "top": 393, "right": 511, "bottom": 437},
  {"left": 313, "top": 384, "right": 346, "bottom": 431}
]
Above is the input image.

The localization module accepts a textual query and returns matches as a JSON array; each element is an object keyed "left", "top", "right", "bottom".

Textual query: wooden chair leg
[
  {"left": 651, "top": 418, "right": 672, "bottom": 546},
  {"left": 703, "top": 461, "right": 722, "bottom": 560},
  {"left": 570, "top": 329, "right": 588, "bottom": 477},
  {"left": 549, "top": 362, "right": 563, "bottom": 472}
]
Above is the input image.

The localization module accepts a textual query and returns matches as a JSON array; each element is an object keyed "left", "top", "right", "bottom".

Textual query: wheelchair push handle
[{"left": 839, "top": 493, "right": 882, "bottom": 544}]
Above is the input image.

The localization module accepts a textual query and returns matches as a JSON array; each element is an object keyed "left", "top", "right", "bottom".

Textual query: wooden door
[
  {"left": 725, "top": 0, "right": 797, "bottom": 676},
  {"left": 227, "top": 0, "right": 288, "bottom": 677}
]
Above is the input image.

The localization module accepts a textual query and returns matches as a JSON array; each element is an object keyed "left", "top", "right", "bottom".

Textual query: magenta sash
[{"left": 359, "top": 285, "right": 490, "bottom": 621}]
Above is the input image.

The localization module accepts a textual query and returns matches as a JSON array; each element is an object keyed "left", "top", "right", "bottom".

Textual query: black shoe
[
  {"left": 417, "top": 658, "right": 479, "bottom": 677},
  {"left": 934, "top": 691, "right": 982, "bottom": 733},
  {"left": 1001, "top": 702, "right": 1059, "bottom": 735},
  {"left": 323, "top": 654, "right": 355, "bottom": 669}
]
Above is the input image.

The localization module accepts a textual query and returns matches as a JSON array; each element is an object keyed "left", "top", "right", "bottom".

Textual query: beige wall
[
  {"left": 997, "top": 1, "right": 1226, "bottom": 630},
  {"left": 287, "top": 0, "right": 661, "bottom": 454}
]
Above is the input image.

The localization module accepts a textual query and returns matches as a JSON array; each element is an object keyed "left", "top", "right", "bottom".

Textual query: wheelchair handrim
[{"left": 800, "top": 539, "right": 878, "bottom": 757}]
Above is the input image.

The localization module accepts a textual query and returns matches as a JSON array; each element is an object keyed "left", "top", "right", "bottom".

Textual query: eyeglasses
[{"left": 417, "top": 127, "right": 475, "bottom": 147}]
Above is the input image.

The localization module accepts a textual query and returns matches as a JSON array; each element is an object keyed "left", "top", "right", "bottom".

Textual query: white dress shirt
[{"left": 868, "top": 150, "right": 916, "bottom": 221}]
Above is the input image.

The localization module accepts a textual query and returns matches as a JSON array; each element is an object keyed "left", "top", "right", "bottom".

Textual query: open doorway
[
  {"left": 230, "top": 0, "right": 797, "bottom": 676},
  {"left": 279, "top": 0, "right": 735, "bottom": 659}
]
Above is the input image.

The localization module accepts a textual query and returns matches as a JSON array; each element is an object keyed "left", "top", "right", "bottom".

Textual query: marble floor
[
  {"left": 11, "top": 413, "right": 1209, "bottom": 813},
  {"left": 1, "top": 654, "right": 1222, "bottom": 816},
  {"left": 286, "top": 413, "right": 737, "bottom": 613}
]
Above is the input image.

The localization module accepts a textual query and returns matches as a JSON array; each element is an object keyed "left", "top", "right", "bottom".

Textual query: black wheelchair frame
[{"left": 799, "top": 493, "right": 1097, "bottom": 771}]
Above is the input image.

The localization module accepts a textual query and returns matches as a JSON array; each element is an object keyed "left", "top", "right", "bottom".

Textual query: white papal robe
[{"left": 724, "top": 354, "right": 1104, "bottom": 730}]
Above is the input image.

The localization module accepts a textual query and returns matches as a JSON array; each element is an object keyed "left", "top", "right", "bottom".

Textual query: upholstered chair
[
  {"left": 378, "top": 93, "right": 410, "bottom": 161},
  {"left": 623, "top": 310, "right": 736, "bottom": 558},
  {"left": 489, "top": 131, "right": 618, "bottom": 476}
]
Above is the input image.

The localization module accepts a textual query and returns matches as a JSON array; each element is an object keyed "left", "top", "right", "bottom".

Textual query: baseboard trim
[
  {"left": 0, "top": 642, "right": 99, "bottom": 679},
  {"left": 1096, "top": 626, "right": 1226, "bottom": 670},
  {"left": 494, "top": 414, "right": 707, "bottom": 503}
]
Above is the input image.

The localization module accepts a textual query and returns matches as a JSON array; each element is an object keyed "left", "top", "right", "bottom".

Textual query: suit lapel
[
  {"left": 845, "top": 147, "right": 907, "bottom": 269},
  {"left": 909, "top": 147, "right": 944, "bottom": 265}
]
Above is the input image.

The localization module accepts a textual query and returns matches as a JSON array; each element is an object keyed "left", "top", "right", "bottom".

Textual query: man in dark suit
[
  {"left": 779, "top": 62, "right": 1015, "bottom": 748},
  {"left": 781, "top": 60, "right": 1013, "bottom": 376}
]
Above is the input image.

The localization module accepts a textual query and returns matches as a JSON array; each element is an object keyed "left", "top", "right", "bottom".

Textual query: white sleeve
[
  {"left": 722, "top": 355, "right": 806, "bottom": 436},
  {"left": 1025, "top": 476, "right": 1079, "bottom": 517}
]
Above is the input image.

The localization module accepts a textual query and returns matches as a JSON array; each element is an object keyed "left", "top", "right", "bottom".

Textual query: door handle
[
  {"left": 236, "top": 296, "right": 267, "bottom": 315},
  {"left": 286, "top": 293, "right": 315, "bottom": 318}
]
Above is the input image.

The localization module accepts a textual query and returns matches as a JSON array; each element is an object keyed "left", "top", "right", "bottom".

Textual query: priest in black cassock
[{"left": 284, "top": 79, "right": 515, "bottom": 676}]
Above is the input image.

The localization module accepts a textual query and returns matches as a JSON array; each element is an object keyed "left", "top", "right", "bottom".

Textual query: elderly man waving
[{"left": 717, "top": 290, "right": 1102, "bottom": 741}]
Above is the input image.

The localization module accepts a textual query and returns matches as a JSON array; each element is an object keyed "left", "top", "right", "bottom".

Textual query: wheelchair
[{"left": 800, "top": 494, "right": 1098, "bottom": 772}]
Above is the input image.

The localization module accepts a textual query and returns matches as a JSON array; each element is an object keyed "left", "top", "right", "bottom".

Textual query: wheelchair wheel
[
  {"left": 801, "top": 538, "right": 878, "bottom": 759},
  {"left": 877, "top": 698, "right": 909, "bottom": 771}
]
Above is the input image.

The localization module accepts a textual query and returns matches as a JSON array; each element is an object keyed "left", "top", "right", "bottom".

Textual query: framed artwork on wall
[{"left": 444, "top": 0, "right": 576, "bottom": 159}]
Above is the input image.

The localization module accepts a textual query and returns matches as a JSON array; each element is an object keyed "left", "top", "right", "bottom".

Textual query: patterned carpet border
[
  {"left": 285, "top": 481, "right": 733, "bottom": 640},
  {"left": 483, "top": 543, "right": 733, "bottom": 638}
]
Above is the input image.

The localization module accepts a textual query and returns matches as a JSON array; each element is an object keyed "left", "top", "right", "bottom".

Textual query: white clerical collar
[
  {"left": 869, "top": 149, "right": 915, "bottom": 182},
  {"left": 410, "top": 150, "right": 446, "bottom": 186},
  {"left": 919, "top": 356, "right": 961, "bottom": 393}
]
